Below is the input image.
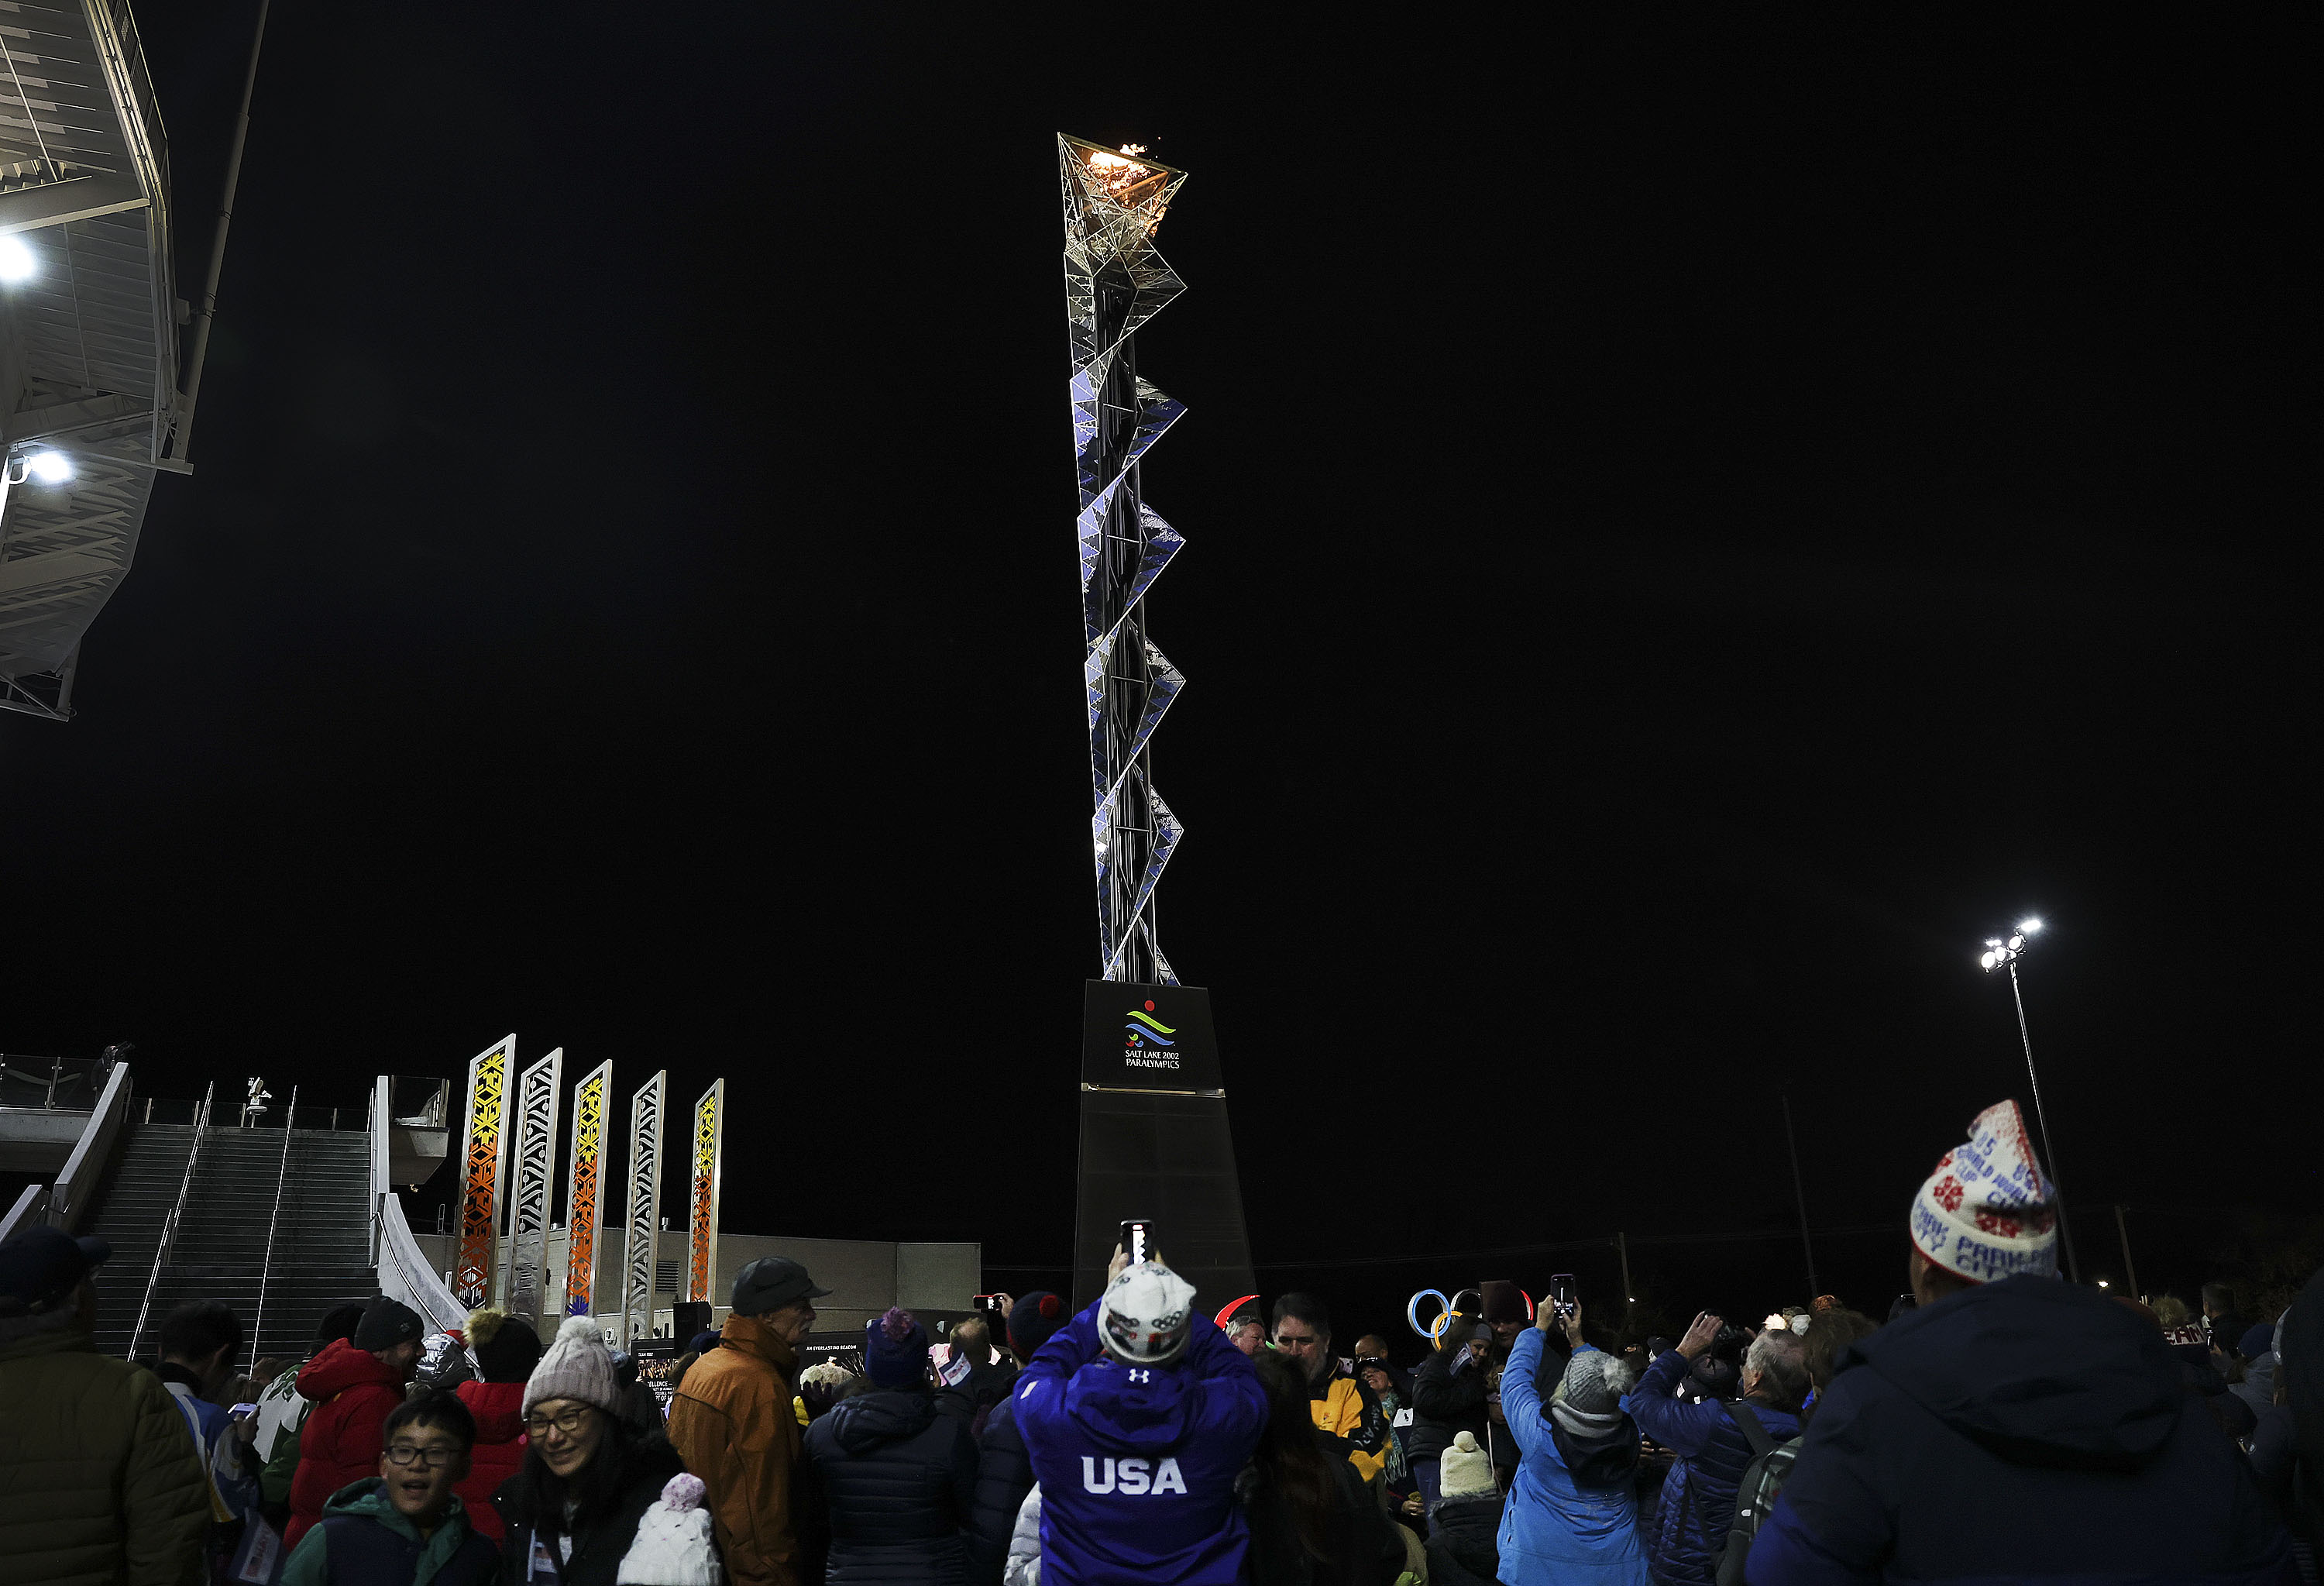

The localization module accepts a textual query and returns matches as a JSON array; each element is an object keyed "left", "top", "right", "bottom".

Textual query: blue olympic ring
[{"left": 1405, "top": 1288, "right": 1449, "bottom": 1340}]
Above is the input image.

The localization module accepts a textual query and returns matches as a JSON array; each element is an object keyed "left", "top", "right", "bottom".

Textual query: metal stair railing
[
  {"left": 127, "top": 1081, "right": 213, "bottom": 1361},
  {"left": 249, "top": 1085, "right": 298, "bottom": 1367}
]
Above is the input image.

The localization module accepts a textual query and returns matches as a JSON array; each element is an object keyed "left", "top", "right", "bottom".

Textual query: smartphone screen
[
  {"left": 1119, "top": 1218, "right": 1153, "bottom": 1265},
  {"left": 1550, "top": 1274, "right": 1576, "bottom": 1313}
]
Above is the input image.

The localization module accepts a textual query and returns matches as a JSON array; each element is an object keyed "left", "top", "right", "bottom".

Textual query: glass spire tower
[{"left": 1061, "top": 133, "right": 1191, "bottom": 985}]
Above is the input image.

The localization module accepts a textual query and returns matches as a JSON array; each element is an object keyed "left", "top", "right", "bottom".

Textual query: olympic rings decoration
[
  {"left": 1215, "top": 1294, "right": 1261, "bottom": 1331},
  {"left": 1406, "top": 1288, "right": 1449, "bottom": 1340}
]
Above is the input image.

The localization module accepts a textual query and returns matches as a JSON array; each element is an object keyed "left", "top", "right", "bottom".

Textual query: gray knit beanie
[
  {"left": 524, "top": 1314, "right": 623, "bottom": 1416},
  {"left": 1549, "top": 1348, "right": 1636, "bottom": 1436}
]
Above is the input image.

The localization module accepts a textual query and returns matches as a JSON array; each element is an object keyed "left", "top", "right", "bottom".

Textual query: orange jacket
[{"left": 666, "top": 1310, "right": 803, "bottom": 1586}]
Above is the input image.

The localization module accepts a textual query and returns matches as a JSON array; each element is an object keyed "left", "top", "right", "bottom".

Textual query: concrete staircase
[{"left": 82, "top": 1123, "right": 377, "bottom": 1365}]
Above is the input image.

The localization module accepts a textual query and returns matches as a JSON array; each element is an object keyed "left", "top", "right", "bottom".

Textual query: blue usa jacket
[
  {"left": 1497, "top": 1331, "right": 1653, "bottom": 1585},
  {"left": 1012, "top": 1300, "right": 1267, "bottom": 1586},
  {"left": 1745, "top": 1275, "right": 2297, "bottom": 1586},
  {"left": 1621, "top": 1346, "right": 1801, "bottom": 1586}
]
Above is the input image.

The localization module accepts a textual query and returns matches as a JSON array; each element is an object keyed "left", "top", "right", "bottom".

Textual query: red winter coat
[
  {"left": 455, "top": 1378, "right": 528, "bottom": 1541},
  {"left": 286, "top": 1338, "right": 407, "bottom": 1549}
]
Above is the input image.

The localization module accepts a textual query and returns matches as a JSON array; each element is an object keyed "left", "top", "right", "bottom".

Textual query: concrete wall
[{"left": 406, "top": 1223, "right": 980, "bottom": 1340}]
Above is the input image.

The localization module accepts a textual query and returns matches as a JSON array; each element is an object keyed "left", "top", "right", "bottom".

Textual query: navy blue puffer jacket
[
  {"left": 800, "top": 1388, "right": 980, "bottom": 1584},
  {"left": 1744, "top": 1276, "right": 2296, "bottom": 1585},
  {"left": 1621, "top": 1349, "right": 1800, "bottom": 1586},
  {"left": 962, "top": 1395, "right": 1033, "bottom": 1583}
]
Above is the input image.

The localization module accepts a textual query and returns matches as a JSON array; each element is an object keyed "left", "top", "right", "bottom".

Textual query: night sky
[{"left": 3, "top": 10, "right": 2314, "bottom": 1348}]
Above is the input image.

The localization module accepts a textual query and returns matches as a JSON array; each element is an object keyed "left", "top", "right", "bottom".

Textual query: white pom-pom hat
[{"left": 524, "top": 1314, "right": 622, "bottom": 1417}]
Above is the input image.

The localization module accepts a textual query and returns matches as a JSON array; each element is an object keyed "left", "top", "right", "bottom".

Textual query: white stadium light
[
  {"left": 27, "top": 451, "right": 74, "bottom": 484},
  {"left": 0, "top": 235, "right": 33, "bottom": 283},
  {"left": 1973, "top": 910, "right": 2081, "bottom": 1281}
]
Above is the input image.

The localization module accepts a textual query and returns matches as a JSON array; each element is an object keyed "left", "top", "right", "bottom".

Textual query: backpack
[{"left": 1714, "top": 1399, "right": 1800, "bottom": 1586}]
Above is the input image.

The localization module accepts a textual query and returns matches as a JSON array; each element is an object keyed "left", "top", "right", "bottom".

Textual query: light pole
[{"left": 1978, "top": 918, "right": 2082, "bottom": 1282}]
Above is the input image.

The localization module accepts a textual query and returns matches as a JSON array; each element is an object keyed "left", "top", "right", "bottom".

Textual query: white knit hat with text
[
  {"left": 1098, "top": 1261, "right": 1197, "bottom": 1366},
  {"left": 1909, "top": 1099, "right": 2059, "bottom": 1284}
]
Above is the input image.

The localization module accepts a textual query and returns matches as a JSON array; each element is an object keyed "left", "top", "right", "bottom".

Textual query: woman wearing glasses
[{"left": 495, "top": 1316, "right": 719, "bottom": 1585}]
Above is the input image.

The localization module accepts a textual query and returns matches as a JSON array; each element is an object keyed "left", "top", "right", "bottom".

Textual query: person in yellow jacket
[
  {"left": 1, "top": 1225, "right": 211, "bottom": 1586},
  {"left": 1270, "top": 1291, "right": 1393, "bottom": 1483}
]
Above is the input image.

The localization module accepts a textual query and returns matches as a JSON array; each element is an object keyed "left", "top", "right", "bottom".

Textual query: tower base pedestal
[{"left": 1071, "top": 1086, "right": 1255, "bottom": 1311}]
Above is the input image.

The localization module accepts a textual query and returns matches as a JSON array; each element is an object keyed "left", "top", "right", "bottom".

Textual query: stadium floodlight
[
  {"left": 27, "top": 451, "right": 74, "bottom": 484},
  {"left": 0, "top": 236, "right": 33, "bottom": 282},
  {"left": 1975, "top": 913, "right": 2082, "bottom": 1282}
]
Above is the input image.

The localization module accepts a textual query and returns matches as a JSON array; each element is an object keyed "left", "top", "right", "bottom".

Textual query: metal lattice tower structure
[{"left": 1061, "top": 134, "right": 1191, "bottom": 985}]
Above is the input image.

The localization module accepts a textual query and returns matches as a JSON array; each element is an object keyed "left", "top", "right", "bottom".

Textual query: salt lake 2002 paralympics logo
[{"left": 1122, "top": 1001, "right": 1179, "bottom": 1068}]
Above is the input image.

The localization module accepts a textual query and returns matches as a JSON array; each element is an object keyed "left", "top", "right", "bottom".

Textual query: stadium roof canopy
[{"left": 0, "top": 0, "right": 181, "bottom": 721}]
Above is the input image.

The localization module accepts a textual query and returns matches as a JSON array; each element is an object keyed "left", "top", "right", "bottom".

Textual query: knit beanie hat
[
  {"left": 314, "top": 1301, "right": 367, "bottom": 1350},
  {"left": 1549, "top": 1349, "right": 1636, "bottom": 1437},
  {"left": 468, "top": 1307, "right": 545, "bottom": 1384},
  {"left": 1008, "top": 1292, "right": 1068, "bottom": 1361},
  {"left": 525, "top": 1314, "right": 623, "bottom": 1416},
  {"left": 615, "top": 1473, "right": 719, "bottom": 1586},
  {"left": 1480, "top": 1281, "right": 1529, "bottom": 1326},
  {"left": 1098, "top": 1261, "right": 1197, "bottom": 1366},
  {"left": 1439, "top": 1429, "right": 1495, "bottom": 1499},
  {"left": 864, "top": 1307, "right": 930, "bottom": 1389},
  {"left": 354, "top": 1294, "right": 422, "bottom": 1352},
  {"left": 1909, "top": 1099, "right": 2059, "bottom": 1285}
]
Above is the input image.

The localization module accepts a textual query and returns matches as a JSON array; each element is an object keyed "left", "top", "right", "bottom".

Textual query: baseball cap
[
  {"left": 0, "top": 1224, "right": 112, "bottom": 1311},
  {"left": 731, "top": 1256, "right": 831, "bottom": 1316}
]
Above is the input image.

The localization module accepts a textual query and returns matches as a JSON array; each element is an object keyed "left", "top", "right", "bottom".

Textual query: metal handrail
[
  {"left": 128, "top": 1081, "right": 212, "bottom": 1360},
  {"left": 250, "top": 1085, "right": 297, "bottom": 1368}
]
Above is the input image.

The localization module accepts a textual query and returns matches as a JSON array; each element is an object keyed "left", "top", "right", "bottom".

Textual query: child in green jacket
[{"left": 279, "top": 1392, "right": 497, "bottom": 1586}]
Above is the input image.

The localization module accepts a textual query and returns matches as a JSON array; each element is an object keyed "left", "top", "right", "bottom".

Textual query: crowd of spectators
[{"left": 3, "top": 1096, "right": 2319, "bottom": 1584}]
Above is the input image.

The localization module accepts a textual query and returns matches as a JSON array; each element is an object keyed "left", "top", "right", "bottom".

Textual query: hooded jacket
[
  {"left": 1497, "top": 1331, "right": 1652, "bottom": 1584},
  {"left": 1622, "top": 1344, "right": 1801, "bottom": 1586},
  {"left": 665, "top": 1307, "right": 803, "bottom": 1586},
  {"left": 451, "top": 1378, "right": 526, "bottom": 1543},
  {"left": 799, "top": 1387, "right": 978, "bottom": 1584},
  {"left": 1013, "top": 1301, "right": 1268, "bottom": 1586},
  {"left": 288, "top": 1337, "right": 411, "bottom": 1551},
  {"left": 1745, "top": 1275, "right": 2297, "bottom": 1584},
  {"left": 277, "top": 1478, "right": 497, "bottom": 1586},
  {"left": 0, "top": 1302, "right": 211, "bottom": 1586}
]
